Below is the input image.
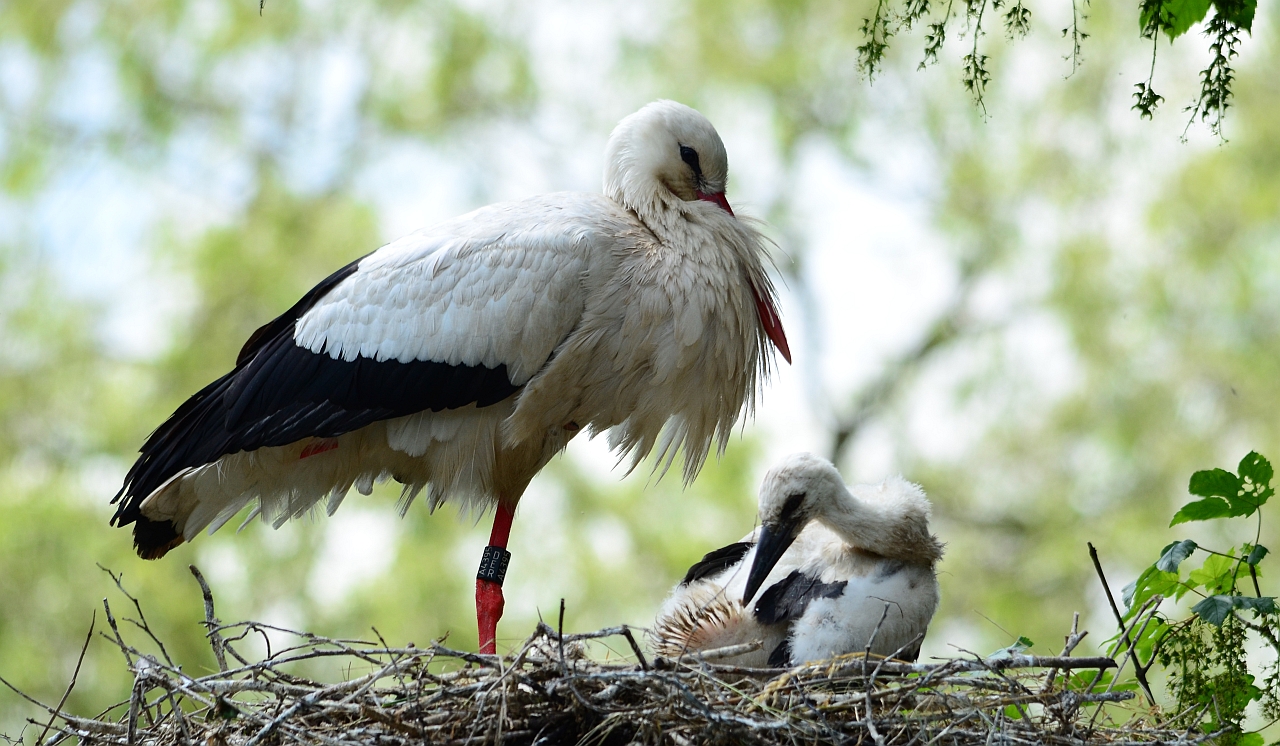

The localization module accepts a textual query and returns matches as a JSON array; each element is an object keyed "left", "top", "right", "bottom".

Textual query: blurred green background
[{"left": 1, "top": 0, "right": 1278, "bottom": 733}]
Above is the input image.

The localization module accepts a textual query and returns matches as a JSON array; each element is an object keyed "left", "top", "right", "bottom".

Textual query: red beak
[
  {"left": 696, "top": 190, "right": 734, "bottom": 216},
  {"left": 751, "top": 285, "right": 792, "bottom": 364}
]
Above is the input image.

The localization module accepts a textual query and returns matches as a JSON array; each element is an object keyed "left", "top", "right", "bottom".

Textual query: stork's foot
[{"left": 476, "top": 578, "right": 505, "bottom": 654}]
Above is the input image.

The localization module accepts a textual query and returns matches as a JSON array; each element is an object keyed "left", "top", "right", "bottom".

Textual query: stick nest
[{"left": 9, "top": 567, "right": 1218, "bottom": 746}]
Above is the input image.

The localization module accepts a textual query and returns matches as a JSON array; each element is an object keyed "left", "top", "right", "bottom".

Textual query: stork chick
[
  {"left": 111, "top": 100, "right": 789, "bottom": 654},
  {"left": 652, "top": 453, "right": 942, "bottom": 667}
]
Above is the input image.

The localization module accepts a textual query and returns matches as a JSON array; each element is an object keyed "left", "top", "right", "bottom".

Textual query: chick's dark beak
[{"left": 742, "top": 520, "right": 801, "bottom": 605}]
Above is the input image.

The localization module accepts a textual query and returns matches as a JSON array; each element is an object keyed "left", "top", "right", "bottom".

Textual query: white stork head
[
  {"left": 754, "top": 452, "right": 848, "bottom": 535},
  {"left": 743, "top": 452, "right": 943, "bottom": 604},
  {"left": 600, "top": 100, "right": 793, "bottom": 366},
  {"left": 603, "top": 100, "right": 734, "bottom": 221}
]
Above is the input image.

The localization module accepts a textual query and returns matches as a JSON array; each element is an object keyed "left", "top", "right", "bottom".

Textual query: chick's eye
[
  {"left": 679, "top": 145, "right": 702, "bottom": 178},
  {"left": 780, "top": 492, "right": 805, "bottom": 519}
]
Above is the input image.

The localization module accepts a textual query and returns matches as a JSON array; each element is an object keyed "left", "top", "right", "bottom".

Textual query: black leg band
[{"left": 477, "top": 545, "right": 511, "bottom": 585}]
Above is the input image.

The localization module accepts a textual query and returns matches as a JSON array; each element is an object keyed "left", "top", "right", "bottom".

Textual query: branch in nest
[{"left": 13, "top": 571, "right": 1214, "bottom": 746}]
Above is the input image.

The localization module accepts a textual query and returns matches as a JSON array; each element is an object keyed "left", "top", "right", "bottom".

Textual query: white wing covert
[{"left": 296, "top": 202, "right": 599, "bottom": 385}]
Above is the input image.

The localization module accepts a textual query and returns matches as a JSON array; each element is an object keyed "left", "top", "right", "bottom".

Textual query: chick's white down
[{"left": 653, "top": 453, "right": 943, "bottom": 667}]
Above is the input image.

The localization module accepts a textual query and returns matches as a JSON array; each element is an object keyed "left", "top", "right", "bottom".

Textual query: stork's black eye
[{"left": 679, "top": 144, "right": 703, "bottom": 178}]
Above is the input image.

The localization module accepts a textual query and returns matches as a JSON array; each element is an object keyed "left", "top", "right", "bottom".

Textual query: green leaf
[
  {"left": 1246, "top": 544, "right": 1268, "bottom": 565},
  {"left": 1156, "top": 539, "right": 1198, "bottom": 572},
  {"left": 1158, "top": 0, "right": 1212, "bottom": 38},
  {"left": 1188, "top": 552, "right": 1240, "bottom": 593},
  {"left": 1188, "top": 468, "right": 1240, "bottom": 498},
  {"left": 1067, "top": 670, "right": 1105, "bottom": 691},
  {"left": 1191, "top": 595, "right": 1234, "bottom": 625},
  {"left": 1179, "top": 456, "right": 1275, "bottom": 521},
  {"left": 1234, "top": 733, "right": 1264, "bottom": 746},
  {"left": 1234, "top": 596, "right": 1277, "bottom": 615},
  {"left": 1122, "top": 566, "right": 1180, "bottom": 615},
  {"left": 1064, "top": 669, "right": 1138, "bottom": 694},
  {"left": 1237, "top": 451, "right": 1272, "bottom": 487},
  {"left": 1132, "top": 614, "right": 1169, "bottom": 661},
  {"left": 1231, "top": 492, "right": 1268, "bottom": 516},
  {"left": 1223, "top": 453, "right": 1275, "bottom": 516},
  {"left": 1212, "top": 0, "right": 1257, "bottom": 31},
  {"left": 1170, "top": 497, "right": 1233, "bottom": 525},
  {"left": 988, "top": 636, "right": 1035, "bottom": 659},
  {"left": 1121, "top": 576, "right": 1139, "bottom": 608},
  {"left": 1191, "top": 594, "right": 1276, "bottom": 624}
]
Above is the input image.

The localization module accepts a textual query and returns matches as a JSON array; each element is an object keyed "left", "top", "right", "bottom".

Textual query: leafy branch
[
  {"left": 1184, "top": 14, "right": 1243, "bottom": 139},
  {"left": 852, "top": 0, "right": 1258, "bottom": 134},
  {"left": 1062, "top": 0, "right": 1090, "bottom": 75},
  {"left": 962, "top": 0, "right": 993, "bottom": 113},
  {"left": 1133, "top": 0, "right": 1171, "bottom": 119},
  {"left": 1115, "top": 451, "right": 1279, "bottom": 743},
  {"left": 1003, "top": 0, "right": 1031, "bottom": 36},
  {"left": 859, "top": 0, "right": 897, "bottom": 79},
  {"left": 921, "top": 0, "right": 956, "bottom": 69}
]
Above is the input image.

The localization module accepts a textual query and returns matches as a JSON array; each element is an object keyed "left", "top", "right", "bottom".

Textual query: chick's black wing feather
[
  {"left": 753, "top": 570, "right": 848, "bottom": 626},
  {"left": 681, "top": 542, "right": 755, "bottom": 586}
]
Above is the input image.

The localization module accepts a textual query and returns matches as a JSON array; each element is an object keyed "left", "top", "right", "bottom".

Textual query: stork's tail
[{"left": 132, "top": 517, "right": 184, "bottom": 559}]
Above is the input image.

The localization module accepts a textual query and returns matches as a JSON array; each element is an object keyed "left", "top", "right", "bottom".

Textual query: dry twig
[{"left": 7, "top": 568, "right": 1212, "bottom": 746}]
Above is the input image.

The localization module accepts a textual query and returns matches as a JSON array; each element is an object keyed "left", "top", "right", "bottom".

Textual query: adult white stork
[
  {"left": 652, "top": 453, "right": 942, "bottom": 666},
  {"left": 110, "top": 100, "right": 790, "bottom": 654}
]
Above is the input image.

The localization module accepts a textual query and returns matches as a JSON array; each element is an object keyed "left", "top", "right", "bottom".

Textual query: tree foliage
[
  {"left": 846, "top": 0, "right": 1257, "bottom": 134},
  {"left": 1121, "top": 453, "right": 1278, "bottom": 743}
]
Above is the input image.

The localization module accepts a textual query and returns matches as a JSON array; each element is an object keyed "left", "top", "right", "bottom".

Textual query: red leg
[{"left": 476, "top": 503, "right": 515, "bottom": 655}]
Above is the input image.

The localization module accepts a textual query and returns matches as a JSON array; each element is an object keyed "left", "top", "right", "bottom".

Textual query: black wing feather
[
  {"left": 767, "top": 639, "right": 793, "bottom": 668},
  {"left": 680, "top": 542, "right": 755, "bottom": 586},
  {"left": 112, "top": 258, "right": 524, "bottom": 552},
  {"left": 753, "top": 570, "right": 848, "bottom": 626},
  {"left": 234, "top": 255, "right": 365, "bottom": 367}
]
